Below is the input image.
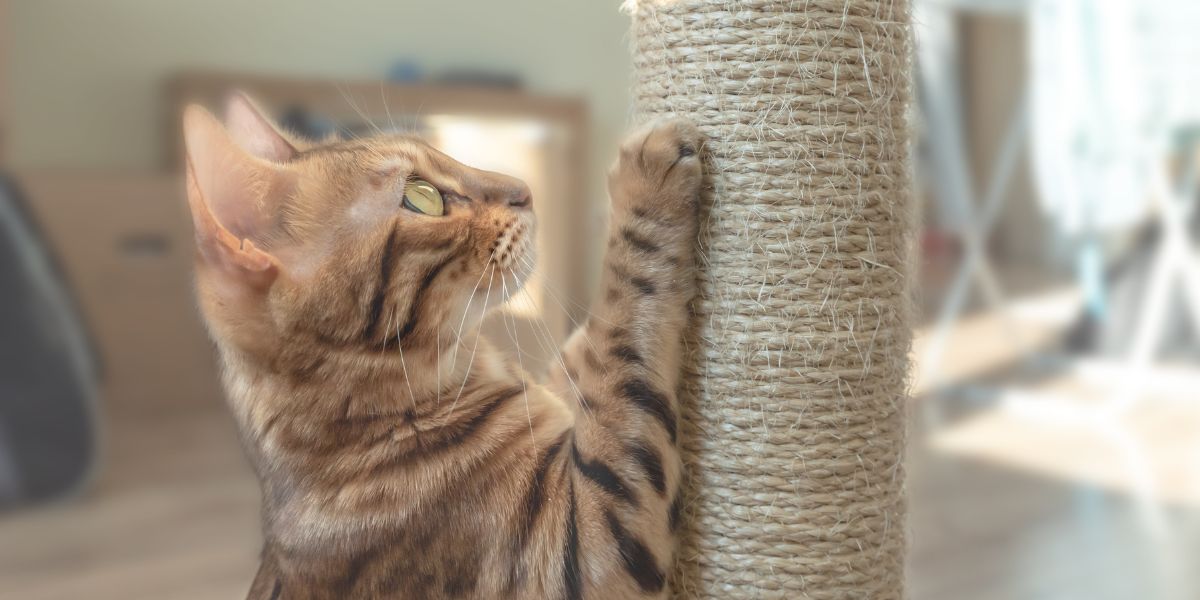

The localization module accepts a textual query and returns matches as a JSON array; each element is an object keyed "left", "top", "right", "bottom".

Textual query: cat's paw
[{"left": 609, "top": 118, "right": 703, "bottom": 221}]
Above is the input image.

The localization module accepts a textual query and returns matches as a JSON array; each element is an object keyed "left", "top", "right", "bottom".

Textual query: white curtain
[{"left": 1031, "top": 0, "right": 1200, "bottom": 234}]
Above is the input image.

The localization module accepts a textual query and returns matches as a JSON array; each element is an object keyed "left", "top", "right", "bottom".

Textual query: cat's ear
[
  {"left": 224, "top": 92, "right": 298, "bottom": 163},
  {"left": 183, "top": 104, "right": 296, "bottom": 291}
]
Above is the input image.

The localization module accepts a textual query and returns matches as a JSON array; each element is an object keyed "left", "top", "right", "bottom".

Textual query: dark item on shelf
[{"left": 434, "top": 69, "right": 522, "bottom": 89}]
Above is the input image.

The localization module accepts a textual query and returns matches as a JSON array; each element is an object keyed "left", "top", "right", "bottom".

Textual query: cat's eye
[{"left": 402, "top": 179, "right": 445, "bottom": 216}]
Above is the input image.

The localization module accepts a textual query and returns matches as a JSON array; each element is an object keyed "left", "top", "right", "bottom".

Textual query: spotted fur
[{"left": 183, "top": 97, "right": 702, "bottom": 599}]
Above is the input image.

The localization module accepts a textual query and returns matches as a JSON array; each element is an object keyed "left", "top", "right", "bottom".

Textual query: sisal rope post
[{"left": 626, "top": 1, "right": 914, "bottom": 598}]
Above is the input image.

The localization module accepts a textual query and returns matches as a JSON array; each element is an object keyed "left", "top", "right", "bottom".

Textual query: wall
[{"left": 5, "top": 0, "right": 632, "bottom": 180}]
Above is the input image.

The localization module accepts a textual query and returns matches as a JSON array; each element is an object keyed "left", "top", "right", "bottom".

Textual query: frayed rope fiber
[{"left": 627, "top": 1, "right": 915, "bottom": 598}]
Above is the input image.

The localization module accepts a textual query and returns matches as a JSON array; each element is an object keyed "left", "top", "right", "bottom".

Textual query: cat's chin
[
  {"left": 492, "top": 248, "right": 536, "bottom": 306},
  {"left": 489, "top": 215, "right": 536, "bottom": 302}
]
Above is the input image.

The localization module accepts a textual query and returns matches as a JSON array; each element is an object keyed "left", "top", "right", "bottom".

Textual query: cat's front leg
[
  {"left": 549, "top": 118, "right": 702, "bottom": 598},
  {"left": 554, "top": 118, "right": 702, "bottom": 409}
]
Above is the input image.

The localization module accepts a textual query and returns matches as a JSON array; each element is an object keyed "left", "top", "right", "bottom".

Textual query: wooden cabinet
[{"left": 17, "top": 172, "right": 223, "bottom": 416}]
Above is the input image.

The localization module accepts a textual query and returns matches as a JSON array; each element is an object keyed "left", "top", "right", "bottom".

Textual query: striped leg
[{"left": 551, "top": 119, "right": 702, "bottom": 598}]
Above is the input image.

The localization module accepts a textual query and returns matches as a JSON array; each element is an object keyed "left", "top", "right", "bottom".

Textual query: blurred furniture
[
  {"left": 915, "top": 0, "right": 1032, "bottom": 394},
  {"left": 917, "top": 0, "right": 1200, "bottom": 537},
  {"left": 14, "top": 172, "right": 219, "bottom": 418},
  {"left": 0, "top": 173, "right": 259, "bottom": 596},
  {"left": 0, "top": 174, "right": 99, "bottom": 507},
  {"left": 1119, "top": 141, "right": 1200, "bottom": 407},
  {"left": 917, "top": 0, "right": 1200, "bottom": 393},
  {"left": 1027, "top": 0, "right": 1200, "bottom": 394}
]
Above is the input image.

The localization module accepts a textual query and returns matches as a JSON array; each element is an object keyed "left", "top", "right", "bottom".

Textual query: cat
[{"left": 182, "top": 93, "right": 701, "bottom": 599}]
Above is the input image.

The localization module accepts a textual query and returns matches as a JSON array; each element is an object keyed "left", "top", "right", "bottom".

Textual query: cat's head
[{"left": 182, "top": 94, "right": 535, "bottom": 365}]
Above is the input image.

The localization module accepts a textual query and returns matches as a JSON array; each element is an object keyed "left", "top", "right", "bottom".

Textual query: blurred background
[{"left": 1, "top": 1, "right": 1199, "bottom": 598}]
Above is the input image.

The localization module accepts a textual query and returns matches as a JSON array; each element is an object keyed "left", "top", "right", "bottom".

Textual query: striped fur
[{"left": 185, "top": 106, "right": 702, "bottom": 599}]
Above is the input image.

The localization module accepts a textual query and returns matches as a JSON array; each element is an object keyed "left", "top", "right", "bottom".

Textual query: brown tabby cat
[{"left": 182, "top": 94, "right": 701, "bottom": 600}]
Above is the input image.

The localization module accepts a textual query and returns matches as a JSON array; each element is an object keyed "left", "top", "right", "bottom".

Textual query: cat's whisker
[
  {"left": 379, "top": 82, "right": 396, "bottom": 133},
  {"left": 436, "top": 319, "right": 442, "bottom": 407},
  {"left": 515, "top": 255, "right": 607, "bottom": 368},
  {"left": 395, "top": 321, "right": 417, "bottom": 409},
  {"left": 507, "top": 270, "right": 593, "bottom": 420},
  {"left": 377, "top": 301, "right": 396, "bottom": 353},
  {"left": 517, "top": 254, "right": 617, "bottom": 328},
  {"left": 452, "top": 241, "right": 507, "bottom": 368},
  {"left": 504, "top": 284, "right": 557, "bottom": 364},
  {"left": 336, "top": 84, "right": 385, "bottom": 137},
  {"left": 520, "top": 305, "right": 581, "bottom": 400},
  {"left": 451, "top": 263, "right": 492, "bottom": 370},
  {"left": 408, "top": 100, "right": 427, "bottom": 137},
  {"left": 504, "top": 269, "right": 564, "bottom": 365},
  {"left": 493, "top": 269, "right": 558, "bottom": 371},
  {"left": 444, "top": 265, "right": 494, "bottom": 425},
  {"left": 504, "top": 266, "right": 564, "bottom": 355},
  {"left": 499, "top": 271, "right": 536, "bottom": 445},
  {"left": 376, "top": 301, "right": 417, "bottom": 409},
  {"left": 445, "top": 237, "right": 525, "bottom": 416}
]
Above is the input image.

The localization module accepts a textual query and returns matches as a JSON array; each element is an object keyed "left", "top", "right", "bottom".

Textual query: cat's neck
[
  {"left": 214, "top": 331, "right": 531, "bottom": 548},
  {"left": 216, "top": 330, "right": 512, "bottom": 440}
]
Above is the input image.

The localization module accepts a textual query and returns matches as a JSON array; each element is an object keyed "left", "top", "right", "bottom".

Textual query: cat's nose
[
  {"left": 507, "top": 183, "right": 532, "bottom": 209},
  {"left": 478, "top": 173, "right": 532, "bottom": 209}
]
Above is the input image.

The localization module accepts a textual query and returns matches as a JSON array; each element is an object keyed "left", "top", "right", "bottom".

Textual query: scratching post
[{"left": 627, "top": 1, "right": 913, "bottom": 598}]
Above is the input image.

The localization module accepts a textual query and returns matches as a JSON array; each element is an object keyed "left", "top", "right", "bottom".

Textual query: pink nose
[{"left": 508, "top": 185, "right": 532, "bottom": 209}]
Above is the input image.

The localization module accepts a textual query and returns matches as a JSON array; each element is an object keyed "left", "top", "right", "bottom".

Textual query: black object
[
  {"left": 434, "top": 69, "right": 522, "bottom": 89},
  {"left": 0, "top": 173, "right": 100, "bottom": 508},
  {"left": 277, "top": 105, "right": 339, "bottom": 141}
]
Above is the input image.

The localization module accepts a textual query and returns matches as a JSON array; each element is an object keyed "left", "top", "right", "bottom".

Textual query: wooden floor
[
  {"left": 910, "top": 401, "right": 1200, "bottom": 600},
  {"left": 4, "top": 377, "right": 1200, "bottom": 599},
  {"left": 0, "top": 406, "right": 261, "bottom": 600}
]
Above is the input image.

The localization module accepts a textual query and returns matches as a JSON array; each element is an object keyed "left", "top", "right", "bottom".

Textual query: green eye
[{"left": 402, "top": 179, "right": 444, "bottom": 216}]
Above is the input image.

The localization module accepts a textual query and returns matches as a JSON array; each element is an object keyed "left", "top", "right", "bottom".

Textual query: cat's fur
[{"left": 182, "top": 94, "right": 701, "bottom": 600}]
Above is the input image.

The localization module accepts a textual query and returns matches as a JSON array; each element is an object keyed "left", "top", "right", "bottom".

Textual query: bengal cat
[{"left": 181, "top": 94, "right": 702, "bottom": 599}]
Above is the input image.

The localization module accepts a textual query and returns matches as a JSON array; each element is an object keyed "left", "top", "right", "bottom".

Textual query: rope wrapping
[{"left": 626, "top": 1, "right": 914, "bottom": 598}]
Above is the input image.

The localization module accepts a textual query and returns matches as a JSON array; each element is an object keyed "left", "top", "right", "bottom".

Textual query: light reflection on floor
[{"left": 911, "top": 365, "right": 1200, "bottom": 600}]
